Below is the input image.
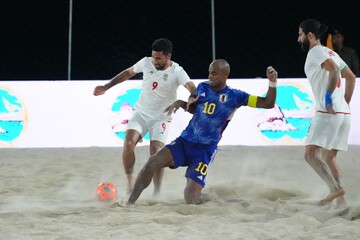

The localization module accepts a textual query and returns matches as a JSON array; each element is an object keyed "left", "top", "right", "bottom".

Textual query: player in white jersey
[
  {"left": 298, "top": 19, "right": 356, "bottom": 208},
  {"left": 93, "top": 38, "right": 196, "bottom": 196}
]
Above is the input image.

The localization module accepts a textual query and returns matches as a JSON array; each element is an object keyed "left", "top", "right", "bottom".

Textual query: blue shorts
[{"left": 166, "top": 137, "right": 218, "bottom": 187}]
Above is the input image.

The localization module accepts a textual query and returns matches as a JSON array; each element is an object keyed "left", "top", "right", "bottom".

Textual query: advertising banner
[{"left": 1, "top": 79, "right": 359, "bottom": 148}]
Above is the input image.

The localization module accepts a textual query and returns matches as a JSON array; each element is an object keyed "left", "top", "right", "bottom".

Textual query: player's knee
[
  {"left": 304, "top": 151, "right": 309, "bottom": 161},
  {"left": 304, "top": 148, "right": 315, "bottom": 162},
  {"left": 123, "top": 139, "right": 136, "bottom": 150},
  {"left": 150, "top": 142, "right": 164, "bottom": 156},
  {"left": 304, "top": 152, "right": 313, "bottom": 164}
]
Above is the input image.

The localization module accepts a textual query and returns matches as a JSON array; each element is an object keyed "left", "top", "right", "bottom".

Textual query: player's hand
[
  {"left": 266, "top": 66, "right": 278, "bottom": 82},
  {"left": 326, "top": 104, "right": 336, "bottom": 115},
  {"left": 325, "top": 90, "right": 336, "bottom": 114},
  {"left": 164, "top": 100, "right": 184, "bottom": 116},
  {"left": 186, "top": 95, "right": 199, "bottom": 111},
  {"left": 93, "top": 85, "right": 107, "bottom": 96}
]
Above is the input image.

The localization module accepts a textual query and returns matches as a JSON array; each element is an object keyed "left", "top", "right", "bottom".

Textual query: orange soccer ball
[{"left": 96, "top": 182, "right": 118, "bottom": 202}]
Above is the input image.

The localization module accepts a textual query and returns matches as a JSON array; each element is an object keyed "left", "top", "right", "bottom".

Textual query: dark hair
[
  {"left": 299, "top": 19, "right": 328, "bottom": 40},
  {"left": 151, "top": 38, "right": 173, "bottom": 55}
]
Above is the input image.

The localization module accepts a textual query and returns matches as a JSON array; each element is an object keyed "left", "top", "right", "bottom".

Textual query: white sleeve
[
  {"left": 312, "top": 47, "right": 329, "bottom": 67},
  {"left": 132, "top": 57, "right": 147, "bottom": 74},
  {"left": 338, "top": 55, "right": 347, "bottom": 72},
  {"left": 177, "top": 67, "right": 191, "bottom": 86}
]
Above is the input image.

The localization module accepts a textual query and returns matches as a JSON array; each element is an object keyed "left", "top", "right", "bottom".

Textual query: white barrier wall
[{"left": 1, "top": 79, "right": 359, "bottom": 148}]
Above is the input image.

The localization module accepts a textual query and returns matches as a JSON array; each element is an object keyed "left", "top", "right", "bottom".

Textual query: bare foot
[
  {"left": 335, "top": 196, "right": 347, "bottom": 209},
  {"left": 126, "top": 187, "right": 133, "bottom": 197},
  {"left": 126, "top": 175, "right": 134, "bottom": 196},
  {"left": 318, "top": 188, "right": 345, "bottom": 206},
  {"left": 112, "top": 199, "right": 135, "bottom": 208},
  {"left": 152, "top": 190, "right": 160, "bottom": 199}
]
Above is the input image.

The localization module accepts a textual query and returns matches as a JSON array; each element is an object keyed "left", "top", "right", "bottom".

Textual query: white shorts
[
  {"left": 305, "top": 112, "right": 351, "bottom": 151},
  {"left": 126, "top": 110, "right": 171, "bottom": 143}
]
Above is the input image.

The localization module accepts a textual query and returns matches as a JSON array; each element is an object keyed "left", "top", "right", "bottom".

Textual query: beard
[
  {"left": 300, "top": 38, "right": 310, "bottom": 52},
  {"left": 154, "top": 63, "right": 166, "bottom": 70}
]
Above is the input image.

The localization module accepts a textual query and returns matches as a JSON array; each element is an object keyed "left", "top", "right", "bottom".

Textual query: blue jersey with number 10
[{"left": 180, "top": 81, "right": 250, "bottom": 145}]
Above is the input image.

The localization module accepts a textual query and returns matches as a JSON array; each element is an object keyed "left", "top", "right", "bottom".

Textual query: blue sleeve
[
  {"left": 235, "top": 89, "right": 250, "bottom": 107},
  {"left": 197, "top": 82, "right": 205, "bottom": 95}
]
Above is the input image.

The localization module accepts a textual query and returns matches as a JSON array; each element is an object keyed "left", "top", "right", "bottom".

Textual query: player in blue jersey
[{"left": 126, "top": 59, "right": 278, "bottom": 205}]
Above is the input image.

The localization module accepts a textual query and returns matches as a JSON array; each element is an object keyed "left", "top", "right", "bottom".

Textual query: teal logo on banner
[
  {"left": 257, "top": 84, "right": 313, "bottom": 142},
  {"left": 0, "top": 87, "right": 27, "bottom": 147},
  {"left": 110, "top": 88, "right": 150, "bottom": 141}
]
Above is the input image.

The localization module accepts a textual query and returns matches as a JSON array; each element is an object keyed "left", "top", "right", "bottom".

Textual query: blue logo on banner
[
  {"left": 0, "top": 87, "right": 27, "bottom": 146},
  {"left": 256, "top": 84, "right": 313, "bottom": 141},
  {"left": 110, "top": 88, "right": 150, "bottom": 140}
]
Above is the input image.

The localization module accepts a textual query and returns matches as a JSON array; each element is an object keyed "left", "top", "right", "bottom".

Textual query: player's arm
[
  {"left": 164, "top": 97, "right": 199, "bottom": 116},
  {"left": 93, "top": 67, "right": 137, "bottom": 96},
  {"left": 184, "top": 81, "right": 197, "bottom": 98},
  {"left": 322, "top": 58, "right": 340, "bottom": 114},
  {"left": 341, "top": 66, "right": 356, "bottom": 104},
  {"left": 184, "top": 81, "right": 197, "bottom": 111},
  {"left": 247, "top": 66, "right": 277, "bottom": 109},
  {"left": 322, "top": 58, "right": 340, "bottom": 92}
]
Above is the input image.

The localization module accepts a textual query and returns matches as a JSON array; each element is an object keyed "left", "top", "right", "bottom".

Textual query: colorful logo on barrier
[
  {"left": 110, "top": 88, "right": 150, "bottom": 141},
  {"left": 256, "top": 83, "right": 314, "bottom": 143},
  {"left": 0, "top": 87, "right": 28, "bottom": 147}
]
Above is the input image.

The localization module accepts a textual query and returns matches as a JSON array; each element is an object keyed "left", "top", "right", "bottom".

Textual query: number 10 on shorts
[{"left": 195, "top": 162, "right": 208, "bottom": 175}]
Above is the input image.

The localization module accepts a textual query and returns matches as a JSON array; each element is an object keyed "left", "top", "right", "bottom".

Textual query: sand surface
[{"left": 1, "top": 145, "right": 360, "bottom": 240}]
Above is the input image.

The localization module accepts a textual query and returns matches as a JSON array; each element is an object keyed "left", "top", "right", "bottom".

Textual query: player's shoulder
[
  {"left": 170, "top": 61, "right": 187, "bottom": 73},
  {"left": 308, "top": 45, "right": 329, "bottom": 61},
  {"left": 222, "top": 84, "right": 237, "bottom": 92},
  {"left": 140, "top": 56, "right": 152, "bottom": 64},
  {"left": 133, "top": 57, "right": 154, "bottom": 72},
  {"left": 195, "top": 82, "right": 209, "bottom": 95},
  {"left": 226, "top": 85, "right": 248, "bottom": 98},
  {"left": 198, "top": 81, "right": 210, "bottom": 88},
  {"left": 135, "top": 56, "right": 152, "bottom": 65},
  {"left": 311, "top": 45, "right": 328, "bottom": 54}
]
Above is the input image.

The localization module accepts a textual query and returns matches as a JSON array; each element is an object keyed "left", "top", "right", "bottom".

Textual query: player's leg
[
  {"left": 183, "top": 144, "right": 218, "bottom": 204},
  {"left": 123, "top": 129, "right": 142, "bottom": 194},
  {"left": 305, "top": 113, "right": 345, "bottom": 205},
  {"left": 184, "top": 179, "right": 210, "bottom": 204},
  {"left": 149, "top": 140, "right": 165, "bottom": 197},
  {"left": 304, "top": 145, "right": 344, "bottom": 205},
  {"left": 323, "top": 149, "right": 340, "bottom": 185},
  {"left": 123, "top": 112, "right": 147, "bottom": 195},
  {"left": 127, "top": 147, "right": 175, "bottom": 205},
  {"left": 322, "top": 114, "right": 351, "bottom": 208},
  {"left": 323, "top": 149, "right": 347, "bottom": 208},
  {"left": 304, "top": 145, "right": 337, "bottom": 189},
  {"left": 148, "top": 120, "right": 171, "bottom": 196}
]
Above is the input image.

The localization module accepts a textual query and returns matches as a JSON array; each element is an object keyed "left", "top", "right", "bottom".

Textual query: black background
[{"left": 1, "top": 0, "right": 359, "bottom": 80}]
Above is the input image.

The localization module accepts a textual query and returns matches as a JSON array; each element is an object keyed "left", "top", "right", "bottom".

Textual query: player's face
[
  {"left": 208, "top": 64, "right": 226, "bottom": 90},
  {"left": 298, "top": 28, "right": 310, "bottom": 53},
  {"left": 152, "top": 51, "right": 171, "bottom": 70}
]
